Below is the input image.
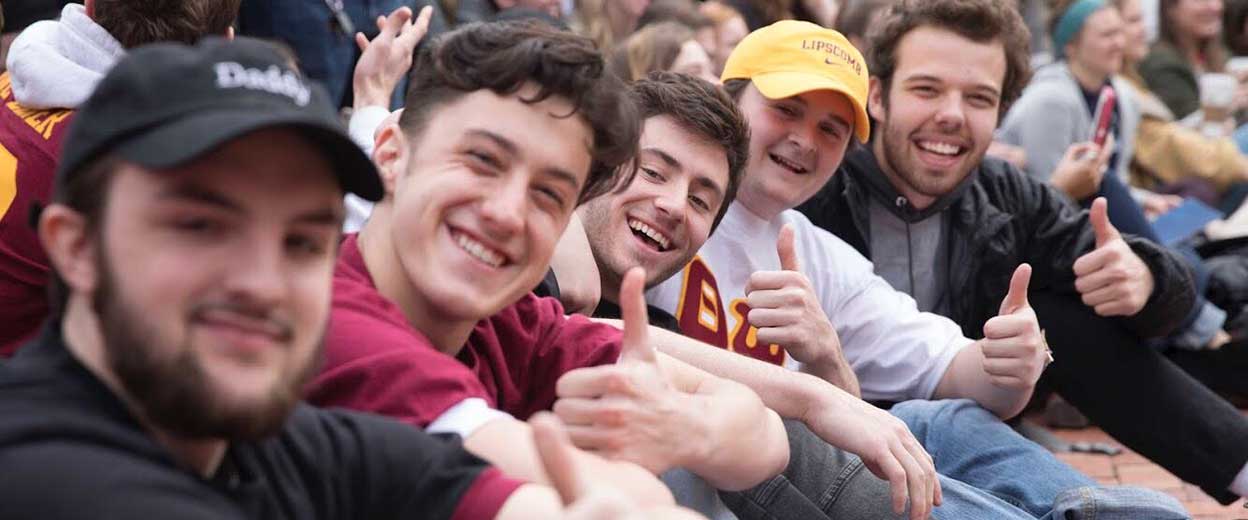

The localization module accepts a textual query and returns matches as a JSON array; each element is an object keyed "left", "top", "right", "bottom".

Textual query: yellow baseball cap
[{"left": 722, "top": 20, "right": 871, "bottom": 143}]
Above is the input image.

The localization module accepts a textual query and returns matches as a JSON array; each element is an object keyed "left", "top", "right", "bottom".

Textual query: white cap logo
[{"left": 213, "top": 61, "right": 311, "bottom": 107}]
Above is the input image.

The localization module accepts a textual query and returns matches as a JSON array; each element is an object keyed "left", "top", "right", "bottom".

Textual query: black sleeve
[
  {"left": 1008, "top": 164, "right": 1196, "bottom": 337},
  {"left": 303, "top": 407, "right": 505, "bottom": 520},
  {"left": 0, "top": 441, "right": 244, "bottom": 520}
]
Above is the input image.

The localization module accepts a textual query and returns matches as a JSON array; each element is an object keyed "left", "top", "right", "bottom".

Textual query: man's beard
[
  {"left": 91, "top": 252, "right": 319, "bottom": 441},
  {"left": 877, "top": 118, "right": 974, "bottom": 200}
]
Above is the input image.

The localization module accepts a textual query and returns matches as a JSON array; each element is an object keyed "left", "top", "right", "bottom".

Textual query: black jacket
[{"left": 796, "top": 146, "right": 1196, "bottom": 340}]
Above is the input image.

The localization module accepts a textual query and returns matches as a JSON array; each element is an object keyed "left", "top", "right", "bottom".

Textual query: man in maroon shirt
[
  {"left": 306, "top": 20, "right": 791, "bottom": 508},
  {"left": 0, "top": 0, "right": 238, "bottom": 356}
]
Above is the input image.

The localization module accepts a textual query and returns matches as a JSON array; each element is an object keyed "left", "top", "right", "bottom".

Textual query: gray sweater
[{"left": 998, "top": 62, "right": 1140, "bottom": 185}]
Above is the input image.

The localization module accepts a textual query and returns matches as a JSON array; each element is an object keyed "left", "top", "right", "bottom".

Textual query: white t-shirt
[{"left": 647, "top": 203, "right": 971, "bottom": 402}]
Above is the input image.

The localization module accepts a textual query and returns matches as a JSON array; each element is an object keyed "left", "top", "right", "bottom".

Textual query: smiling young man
[
  {"left": 794, "top": 0, "right": 1248, "bottom": 505},
  {"left": 623, "top": 19, "right": 1188, "bottom": 519},
  {"left": 305, "top": 20, "right": 790, "bottom": 511},
  {"left": 0, "top": 37, "right": 695, "bottom": 520}
]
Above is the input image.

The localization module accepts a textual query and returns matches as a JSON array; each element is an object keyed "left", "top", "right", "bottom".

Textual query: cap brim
[
  {"left": 751, "top": 70, "right": 871, "bottom": 143},
  {"left": 111, "top": 109, "right": 384, "bottom": 202}
]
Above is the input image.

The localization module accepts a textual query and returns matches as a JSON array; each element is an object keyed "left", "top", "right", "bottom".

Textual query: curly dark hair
[
  {"left": 629, "top": 71, "right": 749, "bottom": 231},
  {"left": 93, "top": 0, "right": 239, "bottom": 49},
  {"left": 867, "top": 0, "right": 1032, "bottom": 118},
  {"left": 401, "top": 20, "right": 641, "bottom": 204}
]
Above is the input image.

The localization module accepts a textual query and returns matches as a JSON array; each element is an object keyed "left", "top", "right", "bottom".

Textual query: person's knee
[{"left": 890, "top": 399, "right": 989, "bottom": 438}]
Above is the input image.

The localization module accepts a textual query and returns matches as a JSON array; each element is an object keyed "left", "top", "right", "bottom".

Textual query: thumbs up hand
[
  {"left": 980, "top": 264, "right": 1048, "bottom": 389},
  {"left": 553, "top": 268, "right": 688, "bottom": 475},
  {"left": 744, "top": 225, "right": 841, "bottom": 364},
  {"left": 531, "top": 413, "right": 705, "bottom": 520},
  {"left": 1072, "top": 198, "right": 1155, "bottom": 317}
]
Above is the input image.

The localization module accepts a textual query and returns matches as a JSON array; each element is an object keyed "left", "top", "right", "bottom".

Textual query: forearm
[
  {"left": 798, "top": 356, "right": 861, "bottom": 398},
  {"left": 679, "top": 377, "right": 789, "bottom": 490},
  {"left": 465, "top": 419, "right": 674, "bottom": 506},
  {"left": 645, "top": 324, "right": 845, "bottom": 422},
  {"left": 932, "top": 343, "right": 1032, "bottom": 420}
]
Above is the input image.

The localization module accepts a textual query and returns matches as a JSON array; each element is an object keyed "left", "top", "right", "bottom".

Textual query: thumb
[
  {"left": 617, "top": 267, "right": 657, "bottom": 364},
  {"left": 1089, "top": 197, "right": 1120, "bottom": 247},
  {"left": 530, "top": 413, "right": 585, "bottom": 505},
  {"left": 777, "top": 223, "right": 800, "bottom": 272},
  {"left": 999, "top": 263, "right": 1032, "bottom": 315}
]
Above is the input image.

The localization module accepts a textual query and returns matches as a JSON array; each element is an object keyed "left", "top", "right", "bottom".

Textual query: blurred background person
[
  {"left": 608, "top": 20, "right": 717, "bottom": 84},
  {"left": 696, "top": 1, "right": 748, "bottom": 75},
  {"left": 573, "top": 0, "right": 649, "bottom": 51}
]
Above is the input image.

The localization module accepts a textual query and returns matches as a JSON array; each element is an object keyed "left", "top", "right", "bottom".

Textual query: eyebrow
[
  {"left": 643, "top": 147, "right": 726, "bottom": 201},
  {"left": 157, "top": 183, "right": 344, "bottom": 226},
  {"left": 468, "top": 128, "right": 582, "bottom": 191},
  {"left": 466, "top": 129, "right": 519, "bottom": 157},
  {"left": 905, "top": 73, "right": 1001, "bottom": 98}
]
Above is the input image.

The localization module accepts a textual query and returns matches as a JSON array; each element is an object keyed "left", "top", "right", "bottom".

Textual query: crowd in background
[{"left": 1, "top": 0, "right": 1248, "bottom": 518}]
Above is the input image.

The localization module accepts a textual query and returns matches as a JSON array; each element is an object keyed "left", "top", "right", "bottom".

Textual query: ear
[
  {"left": 372, "top": 122, "right": 410, "bottom": 199},
  {"left": 867, "top": 76, "right": 887, "bottom": 122},
  {"left": 226, "top": 26, "right": 236, "bottom": 40},
  {"left": 39, "top": 204, "right": 99, "bottom": 295}
]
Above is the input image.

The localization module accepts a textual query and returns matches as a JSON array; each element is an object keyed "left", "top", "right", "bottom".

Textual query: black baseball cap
[{"left": 55, "top": 37, "right": 383, "bottom": 202}]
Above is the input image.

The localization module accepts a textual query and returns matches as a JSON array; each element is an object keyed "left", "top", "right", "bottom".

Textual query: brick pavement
[{"left": 1041, "top": 422, "right": 1247, "bottom": 519}]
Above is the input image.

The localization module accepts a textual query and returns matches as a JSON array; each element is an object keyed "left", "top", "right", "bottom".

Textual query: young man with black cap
[
  {"left": 0, "top": 38, "right": 695, "bottom": 519},
  {"left": 794, "top": 0, "right": 1248, "bottom": 505}
]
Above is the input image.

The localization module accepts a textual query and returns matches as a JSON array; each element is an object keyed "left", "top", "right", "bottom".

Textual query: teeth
[
  {"left": 453, "top": 232, "right": 505, "bottom": 268},
  {"left": 628, "top": 219, "right": 671, "bottom": 251},
  {"left": 770, "top": 154, "right": 808, "bottom": 173},
  {"left": 918, "top": 141, "right": 961, "bottom": 156}
]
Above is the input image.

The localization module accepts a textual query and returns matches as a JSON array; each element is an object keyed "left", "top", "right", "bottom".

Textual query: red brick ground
[{"left": 1040, "top": 421, "right": 1247, "bottom": 519}]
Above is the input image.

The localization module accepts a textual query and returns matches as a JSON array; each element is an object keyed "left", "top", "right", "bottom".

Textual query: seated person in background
[
  {"left": 999, "top": 0, "right": 1235, "bottom": 352},
  {"left": 572, "top": 67, "right": 1186, "bottom": 518},
  {"left": 798, "top": 0, "right": 1248, "bottom": 507},
  {"left": 0, "top": 0, "right": 237, "bottom": 358},
  {"left": 0, "top": 38, "right": 694, "bottom": 520},
  {"left": 1116, "top": 0, "right": 1248, "bottom": 213},
  {"left": 608, "top": 21, "right": 720, "bottom": 85},
  {"left": 305, "top": 19, "right": 791, "bottom": 512}
]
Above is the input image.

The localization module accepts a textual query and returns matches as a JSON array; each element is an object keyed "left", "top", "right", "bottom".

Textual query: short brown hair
[
  {"left": 630, "top": 71, "right": 749, "bottom": 231},
  {"left": 92, "top": 0, "right": 240, "bottom": 49},
  {"left": 400, "top": 20, "right": 641, "bottom": 205},
  {"left": 608, "top": 21, "right": 696, "bottom": 82},
  {"left": 867, "top": 0, "right": 1032, "bottom": 117},
  {"left": 638, "top": 0, "right": 712, "bottom": 30}
]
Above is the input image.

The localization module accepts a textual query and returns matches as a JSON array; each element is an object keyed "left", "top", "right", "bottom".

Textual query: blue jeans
[{"left": 891, "top": 399, "right": 1189, "bottom": 519}]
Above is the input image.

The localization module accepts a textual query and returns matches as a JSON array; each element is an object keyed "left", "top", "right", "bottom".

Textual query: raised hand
[
  {"left": 745, "top": 226, "right": 845, "bottom": 366},
  {"left": 1073, "top": 198, "right": 1155, "bottom": 316},
  {"left": 351, "top": 5, "right": 432, "bottom": 110},
  {"left": 553, "top": 268, "right": 689, "bottom": 475},
  {"left": 979, "top": 264, "right": 1047, "bottom": 389}
]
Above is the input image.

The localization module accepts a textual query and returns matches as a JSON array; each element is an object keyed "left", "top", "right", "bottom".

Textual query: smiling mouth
[
  {"left": 769, "top": 153, "right": 810, "bottom": 174},
  {"left": 628, "top": 218, "right": 673, "bottom": 252},
  {"left": 451, "top": 229, "right": 507, "bottom": 268},
  {"left": 916, "top": 140, "right": 965, "bottom": 157}
]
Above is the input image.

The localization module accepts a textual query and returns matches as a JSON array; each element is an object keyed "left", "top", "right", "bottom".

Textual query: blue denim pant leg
[
  {"left": 890, "top": 399, "right": 1094, "bottom": 516},
  {"left": 720, "top": 419, "right": 1037, "bottom": 519},
  {"left": 1042, "top": 486, "right": 1190, "bottom": 520},
  {"left": 891, "top": 399, "right": 1193, "bottom": 519}
]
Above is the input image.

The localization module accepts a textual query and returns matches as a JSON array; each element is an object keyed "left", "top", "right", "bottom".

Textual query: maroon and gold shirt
[{"left": 0, "top": 71, "right": 74, "bottom": 357}]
